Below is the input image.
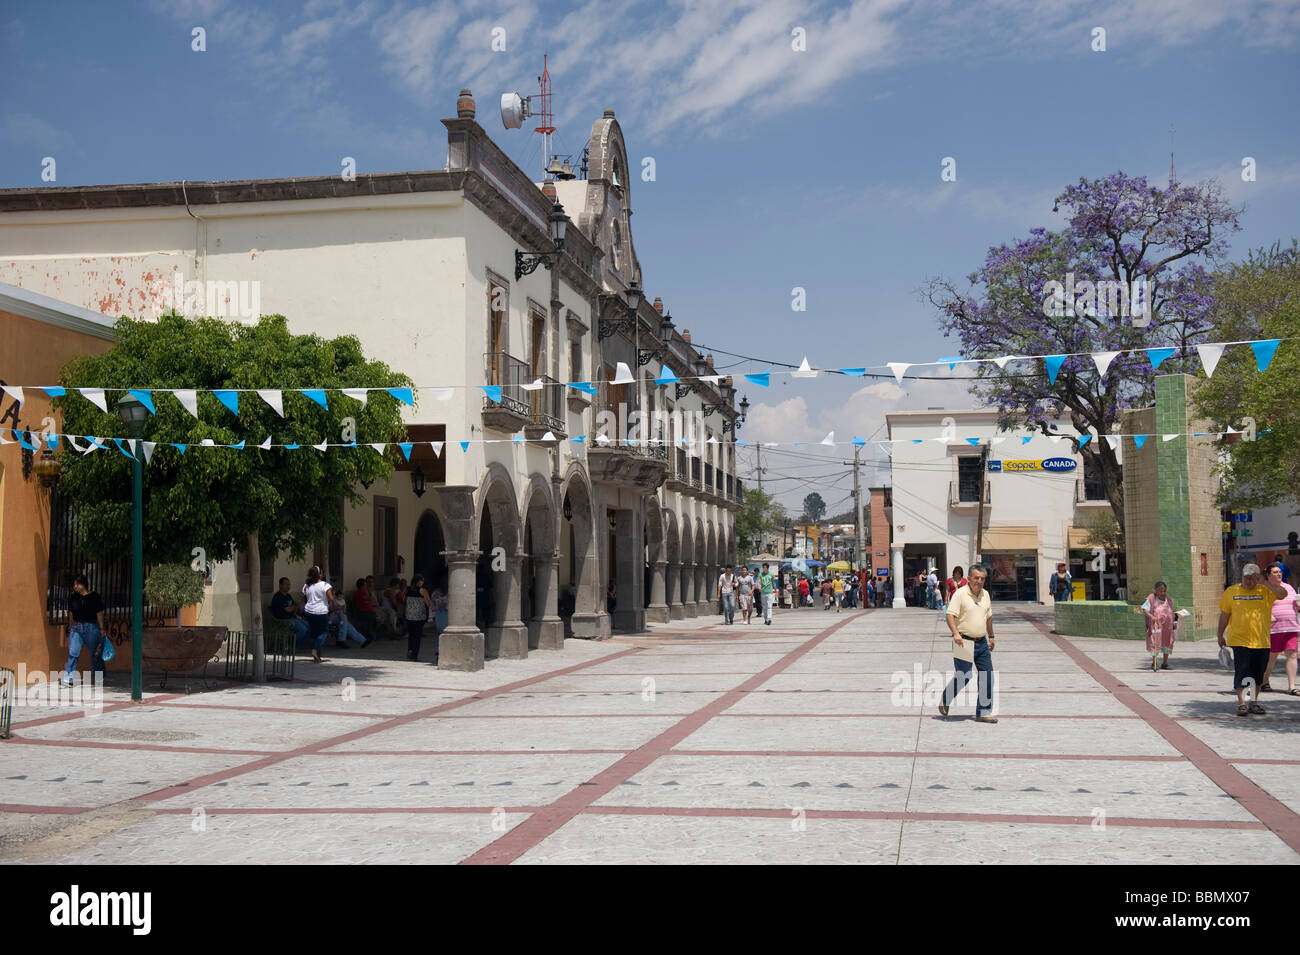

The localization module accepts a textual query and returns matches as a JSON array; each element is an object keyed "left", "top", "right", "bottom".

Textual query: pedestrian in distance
[
  {"left": 1052, "top": 563, "right": 1073, "bottom": 601},
  {"left": 301, "top": 566, "right": 333, "bottom": 663},
  {"left": 405, "top": 574, "right": 433, "bottom": 661},
  {"left": 832, "top": 572, "right": 845, "bottom": 612},
  {"left": 926, "top": 568, "right": 941, "bottom": 610},
  {"left": 61, "top": 574, "right": 107, "bottom": 688},
  {"left": 758, "top": 562, "right": 776, "bottom": 625},
  {"left": 944, "top": 566, "right": 966, "bottom": 604},
  {"left": 1139, "top": 581, "right": 1176, "bottom": 672},
  {"left": 797, "top": 575, "right": 810, "bottom": 608},
  {"left": 738, "top": 567, "right": 755, "bottom": 624},
  {"left": 1217, "top": 562, "right": 1290, "bottom": 716},
  {"left": 718, "top": 564, "right": 737, "bottom": 625},
  {"left": 1263, "top": 562, "right": 1300, "bottom": 695},
  {"left": 939, "top": 564, "right": 998, "bottom": 723}
]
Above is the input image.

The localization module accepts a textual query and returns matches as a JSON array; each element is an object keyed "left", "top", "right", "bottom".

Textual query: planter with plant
[{"left": 141, "top": 563, "right": 227, "bottom": 674}]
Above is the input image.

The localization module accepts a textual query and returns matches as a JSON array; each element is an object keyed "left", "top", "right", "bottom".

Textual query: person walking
[
  {"left": 797, "top": 575, "right": 810, "bottom": 608},
  {"left": 926, "top": 568, "right": 941, "bottom": 610},
  {"left": 944, "top": 567, "right": 966, "bottom": 604},
  {"left": 301, "top": 566, "right": 333, "bottom": 663},
  {"left": 1217, "top": 563, "right": 1289, "bottom": 716},
  {"left": 758, "top": 562, "right": 776, "bottom": 625},
  {"left": 1263, "top": 562, "right": 1300, "bottom": 695},
  {"left": 738, "top": 567, "right": 756, "bottom": 624},
  {"left": 1140, "top": 581, "right": 1176, "bottom": 672},
  {"left": 61, "top": 574, "right": 107, "bottom": 688},
  {"left": 1052, "top": 563, "right": 1073, "bottom": 602},
  {"left": 939, "top": 564, "right": 997, "bottom": 723},
  {"left": 718, "top": 564, "right": 737, "bottom": 626},
  {"left": 832, "top": 573, "right": 845, "bottom": 612},
  {"left": 404, "top": 574, "right": 433, "bottom": 661},
  {"left": 820, "top": 577, "right": 833, "bottom": 610}
]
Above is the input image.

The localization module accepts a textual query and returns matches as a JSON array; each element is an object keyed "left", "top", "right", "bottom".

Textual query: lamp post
[{"left": 116, "top": 393, "right": 148, "bottom": 702}]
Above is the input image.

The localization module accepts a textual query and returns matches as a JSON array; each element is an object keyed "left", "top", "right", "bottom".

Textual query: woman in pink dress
[
  {"left": 1141, "top": 581, "right": 1176, "bottom": 672},
  {"left": 1264, "top": 563, "right": 1300, "bottom": 694}
]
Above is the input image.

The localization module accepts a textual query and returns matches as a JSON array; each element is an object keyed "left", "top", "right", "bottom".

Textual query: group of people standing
[{"left": 271, "top": 569, "right": 448, "bottom": 663}]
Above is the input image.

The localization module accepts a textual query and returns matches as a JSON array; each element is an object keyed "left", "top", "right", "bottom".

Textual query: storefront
[{"left": 979, "top": 526, "right": 1039, "bottom": 602}]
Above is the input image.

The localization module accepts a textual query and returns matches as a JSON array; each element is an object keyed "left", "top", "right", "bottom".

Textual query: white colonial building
[
  {"left": 885, "top": 409, "right": 1122, "bottom": 603},
  {"left": 0, "top": 89, "right": 741, "bottom": 669}
]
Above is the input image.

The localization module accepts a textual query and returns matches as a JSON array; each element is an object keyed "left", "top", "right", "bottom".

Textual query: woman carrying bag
[{"left": 405, "top": 574, "right": 433, "bottom": 661}]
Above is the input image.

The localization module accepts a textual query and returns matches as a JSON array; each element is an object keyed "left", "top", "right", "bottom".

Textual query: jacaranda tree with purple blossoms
[{"left": 925, "top": 172, "right": 1240, "bottom": 530}]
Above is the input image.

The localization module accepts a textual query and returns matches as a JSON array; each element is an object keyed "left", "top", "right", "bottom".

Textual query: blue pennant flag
[
  {"left": 172, "top": 444, "right": 187, "bottom": 455},
  {"left": 386, "top": 387, "right": 414, "bottom": 406},
  {"left": 1146, "top": 347, "right": 1177, "bottom": 369},
  {"left": 127, "top": 389, "right": 156, "bottom": 414},
  {"left": 512, "top": 434, "right": 525, "bottom": 444},
  {"left": 230, "top": 440, "right": 245, "bottom": 450},
  {"left": 571, "top": 435, "right": 586, "bottom": 443},
  {"left": 744, "top": 369, "right": 771, "bottom": 388},
  {"left": 838, "top": 368, "right": 866, "bottom": 377},
  {"left": 1077, "top": 434, "right": 1092, "bottom": 447},
  {"left": 113, "top": 438, "right": 134, "bottom": 459},
  {"left": 301, "top": 389, "right": 329, "bottom": 409},
  {"left": 398, "top": 442, "right": 413, "bottom": 461},
  {"left": 44, "top": 433, "right": 59, "bottom": 451},
  {"left": 654, "top": 369, "right": 679, "bottom": 385},
  {"left": 42, "top": 386, "right": 66, "bottom": 398},
  {"left": 911, "top": 439, "right": 923, "bottom": 445},
  {"left": 285, "top": 443, "right": 299, "bottom": 450},
  {"left": 1134, "top": 435, "right": 1149, "bottom": 449},
  {"left": 214, "top": 390, "right": 239, "bottom": 415},
  {"left": 482, "top": 385, "right": 502, "bottom": 403},
  {"left": 1251, "top": 339, "right": 1281, "bottom": 371},
  {"left": 938, "top": 356, "right": 963, "bottom": 370},
  {"left": 965, "top": 437, "right": 980, "bottom": 446},
  {"left": 1043, "top": 355, "right": 1067, "bottom": 384},
  {"left": 17, "top": 431, "right": 39, "bottom": 451},
  {"left": 737, "top": 439, "right": 749, "bottom": 446},
  {"left": 459, "top": 441, "right": 470, "bottom": 452},
  {"left": 566, "top": 381, "right": 597, "bottom": 395},
  {"left": 852, "top": 436, "right": 866, "bottom": 446},
  {"left": 1021, "top": 436, "right": 1033, "bottom": 445}
]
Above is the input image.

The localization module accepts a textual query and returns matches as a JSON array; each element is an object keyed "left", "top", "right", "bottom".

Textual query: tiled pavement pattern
[{"left": 2, "top": 605, "right": 1298, "bottom": 864}]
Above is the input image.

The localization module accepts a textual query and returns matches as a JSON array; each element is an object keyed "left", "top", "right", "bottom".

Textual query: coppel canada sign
[{"left": 996, "top": 458, "right": 1078, "bottom": 473}]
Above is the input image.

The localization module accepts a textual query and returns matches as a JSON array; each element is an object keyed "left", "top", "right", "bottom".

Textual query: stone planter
[{"left": 141, "top": 625, "right": 229, "bottom": 674}]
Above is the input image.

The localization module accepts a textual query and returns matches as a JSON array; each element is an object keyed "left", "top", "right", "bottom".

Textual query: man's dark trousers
[{"left": 942, "top": 637, "right": 994, "bottom": 717}]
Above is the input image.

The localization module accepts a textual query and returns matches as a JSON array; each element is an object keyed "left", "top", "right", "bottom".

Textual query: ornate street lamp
[
  {"left": 638, "top": 312, "right": 676, "bottom": 366},
  {"left": 515, "top": 201, "right": 569, "bottom": 279},
  {"left": 597, "top": 280, "right": 644, "bottom": 341},
  {"left": 116, "top": 393, "right": 148, "bottom": 702},
  {"left": 35, "top": 449, "right": 61, "bottom": 488}
]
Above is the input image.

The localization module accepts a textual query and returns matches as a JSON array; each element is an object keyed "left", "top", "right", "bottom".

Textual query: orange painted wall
[
  {"left": 869, "top": 489, "right": 890, "bottom": 575},
  {"left": 0, "top": 308, "right": 113, "bottom": 673}
]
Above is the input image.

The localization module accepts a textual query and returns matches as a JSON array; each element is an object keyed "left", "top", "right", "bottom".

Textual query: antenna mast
[{"left": 536, "top": 54, "right": 556, "bottom": 174}]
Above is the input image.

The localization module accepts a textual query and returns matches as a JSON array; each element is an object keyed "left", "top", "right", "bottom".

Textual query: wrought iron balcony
[
  {"left": 949, "top": 479, "right": 990, "bottom": 508},
  {"left": 482, "top": 352, "right": 530, "bottom": 430},
  {"left": 524, "top": 375, "right": 565, "bottom": 438}
]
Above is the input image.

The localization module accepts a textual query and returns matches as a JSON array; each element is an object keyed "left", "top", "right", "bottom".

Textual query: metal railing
[
  {"left": 716, "top": 468, "right": 725, "bottom": 492},
  {"left": 735, "top": 478, "right": 745, "bottom": 501},
  {"left": 690, "top": 457, "right": 702, "bottom": 488},
  {"left": 483, "top": 352, "right": 530, "bottom": 416},
  {"left": 224, "top": 622, "right": 297, "bottom": 682},
  {"left": 0, "top": 667, "right": 12, "bottom": 739},
  {"left": 705, "top": 463, "right": 714, "bottom": 489},
  {"left": 676, "top": 449, "right": 688, "bottom": 480},
  {"left": 726, "top": 474, "right": 734, "bottom": 498},
  {"left": 530, "top": 375, "right": 564, "bottom": 431},
  {"left": 949, "top": 480, "right": 990, "bottom": 506}
]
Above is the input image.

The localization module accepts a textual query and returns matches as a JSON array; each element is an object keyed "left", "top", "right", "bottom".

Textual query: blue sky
[{"left": 3, "top": 0, "right": 1298, "bottom": 513}]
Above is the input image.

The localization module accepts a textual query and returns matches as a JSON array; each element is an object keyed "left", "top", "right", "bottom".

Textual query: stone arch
[
  {"left": 558, "top": 463, "right": 603, "bottom": 637},
  {"left": 643, "top": 499, "right": 667, "bottom": 620},
  {"left": 412, "top": 508, "right": 447, "bottom": 595},
  {"left": 474, "top": 462, "right": 525, "bottom": 658},
  {"left": 694, "top": 516, "right": 706, "bottom": 614},
  {"left": 680, "top": 519, "right": 694, "bottom": 611},
  {"left": 664, "top": 510, "right": 682, "bottom": 620},
  {"left": 520, "top": 472, "right": 559, "bottom": 649}
]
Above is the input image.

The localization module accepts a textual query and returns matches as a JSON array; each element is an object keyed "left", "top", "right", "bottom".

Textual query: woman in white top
[{"left": 301, "top": 566, "right": 333, "bottom": 662}]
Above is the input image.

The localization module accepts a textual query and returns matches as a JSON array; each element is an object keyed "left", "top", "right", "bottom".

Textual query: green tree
[
  {"left": 55, "top": 312, "right": 411, "bottom": 679},
  {"left": 737, "top": 488, "right": 786, "bottom": 557},
  {"left": 802, "top": 492, "right": 826, "bottom": 523},
  {"left": 1191, "top": 242, "right": 1300, "bottom": 510}
]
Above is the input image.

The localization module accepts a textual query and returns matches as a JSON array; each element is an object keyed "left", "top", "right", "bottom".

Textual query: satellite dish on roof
[{"left": 500, "top": 92, "right": 529, "bottom": 129}]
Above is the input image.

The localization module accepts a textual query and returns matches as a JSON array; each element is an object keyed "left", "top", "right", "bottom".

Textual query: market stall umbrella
[{"left": 826, "top": 560, "right": 855, "bottom": 573}]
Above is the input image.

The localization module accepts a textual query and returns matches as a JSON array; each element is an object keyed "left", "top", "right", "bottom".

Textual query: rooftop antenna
[
  {"left": 498, "top": 54, "right": 556, "bottom": 175},
  {"left": 1168, "top": 123, "right": 1176, "bottom": 187}
]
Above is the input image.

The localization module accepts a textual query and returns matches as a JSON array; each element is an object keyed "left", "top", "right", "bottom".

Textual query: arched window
[{"left": 610, "top": 218, "right": 622, "bottom": 271}]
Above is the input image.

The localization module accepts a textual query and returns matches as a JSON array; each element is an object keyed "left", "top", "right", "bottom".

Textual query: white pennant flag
[
  {"left": 258, "top": 390, "right": 284, "bottom": 416},
  {"left": 793, "top": 357, "right": 818, "bottom": 378},
  {"left": 706, "top": 435, "right": 718, "bottom": 444},
  {"left": 522, "top": 378, "right": 544, "bottom": 391},
  {"left": 258, "top": 436, "right": 272, "bottom": 450},
  {"left": 430, "top": 440, "right": 445, "bottom": 456},
  {"left": 820, "top": 431, "right": 835, "bottom": 446},
  {"left": 1163, "top": 433, "right": 1179, "bottom": 442},
  {"left": 991, "top": 437, "right": 1007, "bottom": 445},
  {"left": 342, "top": 388, "right": 369, "bottom": 405},
  {"left": 1092, "top": 351, "right": 1120, "bottom": 377},
  {"left": 539, "top": 432, "right": 556, "bottom": 443},
  {"left": 431, "top": 388, "right": 454, "bottom": 401},
  {"left": 1050, "top": 435, "right": 1065, "bottom": 444},
  {"left": 1196, "top": 344, "right": 1225, "bottom": 378},
  {"left": 886, "top": 362, "right": 910, "bottom": 384},
  {"left": 701, "top": 375, "right": 722, "bottom": 385},
  {"left": 174, "top": 389, "right": 199, "bottom": 418},
  {"left": 611, "top": 362, "right": 634, "bottom": 385},
  {"left": 1104, "top": 435, "right": 1119, "bottom": 450},
  {"left": 141, "top": 441, "right": 157, "bottom": 464},
  {"left": 0, "top": 429, "right": 11, "bottom": 445},
  {"left": 992, "top": 356, "right": 1014, "bottom": 370},
  {"left": 80, "top": 387, "right": 108, "bottom": 412},
  {"left": 368, "top": 443, "right": 386, "bottom": 454},
  {"left": 313, "top": 439, "right": 329, "bottom": 451},
  {"left": 126, "top": 438, "right": 137, "bottom": 455},
  {"left": 596, "top": 433, "right": 611, "bottom": 445},
  {"left": 200, "top": 438, "right": 216, "bottom": 446},
  {"left": 1, "top": 385, "right": 23, "bottom": 407}
]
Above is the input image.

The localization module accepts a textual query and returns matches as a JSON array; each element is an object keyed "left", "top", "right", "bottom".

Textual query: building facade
[{"left": 0, "top": 91, "right": 740, "bottom": 670}]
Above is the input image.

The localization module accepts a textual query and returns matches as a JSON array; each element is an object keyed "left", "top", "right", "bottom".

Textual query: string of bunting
[{"left": 0, "top": 336, "right": 1288, "bottom": 415}]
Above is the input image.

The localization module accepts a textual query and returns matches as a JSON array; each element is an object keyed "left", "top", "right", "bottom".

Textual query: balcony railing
[
  {"left": 676, "top": 448, "right": 688, "bottom": 481},
  {"left": 949, "top": 480, "right": 990, "bottom": 507},
  {"left": 735, "top": 478, "right": 744, "bottom": 501},
  {"left": 715, "top": 468, "right": 724, "bottom": 492},
  {"left": 483, "top": 352, "right": 530, "bottom": 417},
  {"left": 690, "top": 457, "right": 701, "bottom": 488},
  {"left": 726, "top": 474, "right": 734, "bottom": 498},
  {"left": 704, "top": 462, "right": 714, "bottom": 490},
  {"left": 529, "top": 375, "right": 564, "bottom": 432}
]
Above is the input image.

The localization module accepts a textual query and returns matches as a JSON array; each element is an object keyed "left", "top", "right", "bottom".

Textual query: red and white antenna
[
  {"left": 499, "top": 54, "right": 561, "bottom": 176},
  {"left": 536, "top": 54, "right": 555, "bottom": 173}
]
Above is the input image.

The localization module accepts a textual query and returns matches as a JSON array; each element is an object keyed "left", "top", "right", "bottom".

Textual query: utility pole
[
  {"left": 852, "top": 445, "right": 865, "bottom": 575},
  {"left": 755, "top": 443, "right": 764, "bottom": 493},
  {"left": 973, "top": 441, "right": 990, "bottom": 569}
]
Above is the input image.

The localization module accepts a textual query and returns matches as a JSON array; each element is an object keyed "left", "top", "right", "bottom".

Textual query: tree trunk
[{"left": 248, "top": 529, "right": 266, "bottom": 682}]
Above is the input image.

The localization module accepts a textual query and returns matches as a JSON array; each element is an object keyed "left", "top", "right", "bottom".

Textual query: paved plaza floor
[{"left": 3, "top": 605, "right": 1298, "bottom": 864}]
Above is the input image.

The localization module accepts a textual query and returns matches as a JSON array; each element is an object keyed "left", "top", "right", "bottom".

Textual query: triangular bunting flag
[
  {"left": 744, "top": 370, "right": 770, "bottom": 387},
  {"left": 965, "top": 438, "right": 980, "bottom": 446},
  {"left": 1021, "top": 436, "right": 1033, "bottom": 446},
  {"left": 301, "top": 389, "right": 329, "bottom": 409},
  {"left": 852, "top": 436, "right": 866, "bottom": 446},
  {"left": 820, "top": 431, "right": 835, "bottom": 446},
  {"left": 257, "top": 436, "right": 271, "bottom": 450},
  {"left": 174, "top": 389, "right": 199, "bottom": 418},
  {"left": 459, "top": 441, "right": 470, "bottom": 453},
  {"left": 1251, "top": 339, "right": 1281, "bottom": 371},
  {"left": 522, "top": 379, "right": 544, "bottom": 391},
  {"left": 1050, "top": 435, "right": 1065, "bottom": 444},
  {"left": 513, "top": 434, "right": 525, "bottom": 444},
  {"left": 839, "top": 368, "right": 866, "bottom": 376},
  {"left": 1092, "top": 351, "right": 1120, "bottom": 377},
  {"left": 368, "top": 443, "right": 386, "bottom": 454},
  {"left": 655, "top": 369, "right": 679, "bottom": 385},
  {"left": 230, "top": 441, "right": 245, "bottom": 450},
  {"left": 1105, "top": 435, "right": 1119, "bottom": 450},
  {"left": 571, "top": 435, "right": 586, "bottom": 443},
  {"left": 431, "top": 387, "right": 454, "bottom": 401},
  {"left": 566, "top": 382, "right": 597, "bottom": 395},
  {"left": 0, "top": 429, "right": 15, "bottom": 445},
  {"left": 172, "top": 444, "right": 187, "bottom": 455},
  {"left": 342, "top": 388, "right": 369, "bottom": 405},
  {"left": 611, "top": 362, "right": 634, "bottom": 385},
  {"left": 700, "top": 375, "right": 722, "bottom": 385},
  {"left": 42, "top": 386, "right": 66, "bottom": 398},
  {"left": 1146, "top": 347, "right": 1176, "bottom": 370},
  {"left": 258, "top": 390, "right": 284, "bottom": 416},
  {"left": 482, "top": 385, "right": 502, "bottom": 403},
  {"left": 1195, "top": 344, "right": 1224, "bottom": 378},
  {"left": 398, "top": 442, "right": 413, "bottom": 461},
  {"left": 540, "top": 431, "right": 556, "bottom": 442},
  {"left": 386, "top": 388, "right": 414, "bottom": 406},
  {"left": 313, "top": 439, "right": 329, "bottom": 451},
  {"left": 141, "top": 441, "right": 157, "bottom": 464},
  {"left": 1163, "top": 434, "right": 1179, "bottom": 442},
  {"left": 1077, "top": 434, "right": 1092, "bottom": 448},
  {"left": 1, "top": 385, "right": 23, "bottom": 407},
  {"left": 80, "top": 388, "right": 107, "bottom": 412},
  {"left": 200, "top": 438, "right": 217, "bottom": 447},
  {"left": 113, "top": 438, "right": 134, "bottom": 459},
  {"left": 992, "top": 356, "right": 1014, "bottom": 370},
  {"left": 1043, "top": 355, "right": 1066, "bottom": 384},
  {"left": 886, "top": 362, "right": 910, "bottom": 384},
  {"left": 127, "top": 389, "right": 155, "bottom": 414},
  {"left": 1134, "top": 435, "right": 1148, "bottom": 449},
  {"left": 43, "top": 433, "right": 58, "bottom": 451},
  {"left": 214, "top": 390, "right": 239, "bottom": 415},
  {"left": 284, "top": 442, "right": 299, "bottom": 450},
  {"left": 938, "top": 356, "right": 962, "bottom": 370},
  {"left": 793, "top": 357, "right": 818, "bottom": 378},
  {"left": 991, "top": 437, "right": 1007, "bottom": 446},
  {"left": 430, "top": 441, "right": 444, "bottom": 457}
]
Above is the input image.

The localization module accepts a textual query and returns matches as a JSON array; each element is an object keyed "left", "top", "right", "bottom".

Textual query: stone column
[
  {"left": 646, "top": 559, "right": 669, "bottom": 624},
  {"left": 612, "top": 508, "right": 645, "bottom": 632},
  {"left": 696, "top": 561, "right": 709, "bottom": 617},
  {"left": 534, "top": 554, "right": 564, "bottom": 649},
  {"left": 666, "top": 561, "right": 683, "bottom": 620},
  {"left": 439, "top": 551, "right": 484, "bottom": 671},
  {"left": 891, "top": 543, "right": 906, "bottom": 609},
  {"left": 486, "top": 554, "right": 529, "bottom": 659}
]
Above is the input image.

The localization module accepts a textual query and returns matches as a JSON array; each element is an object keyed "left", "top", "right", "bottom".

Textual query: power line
[{"left": 692, "top": 342, "right": 1050, "bottom": 381}]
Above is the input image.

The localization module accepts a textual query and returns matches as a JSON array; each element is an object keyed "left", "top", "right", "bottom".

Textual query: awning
[
  {"left": 979, "top": 525, "right": 1040, "bottom": 551},
  {"left": 1067, "top": 526, "right": 1095, "bottom": 549}
]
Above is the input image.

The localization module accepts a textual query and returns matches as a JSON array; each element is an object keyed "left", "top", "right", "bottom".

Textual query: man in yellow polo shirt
[
  {"left": 939, "top": 564, "right": 997, "bottom": 723},
  {"left": 1218, "top": 563, "right": 1289, "bottom": 716},
  {"left": 831, "top": 573, "right": 845, "bottom": 613}
]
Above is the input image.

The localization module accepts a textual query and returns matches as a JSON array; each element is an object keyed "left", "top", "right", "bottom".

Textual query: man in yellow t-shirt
[
  {"left": 1218, "top": 563, "right": 1288, "bottom": 715},
  {"left": 940, "top": 564, "right": 997, "bottom": 723},
  {"left": 831, "top": 574, "right": 845, "bottom": 613}
]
